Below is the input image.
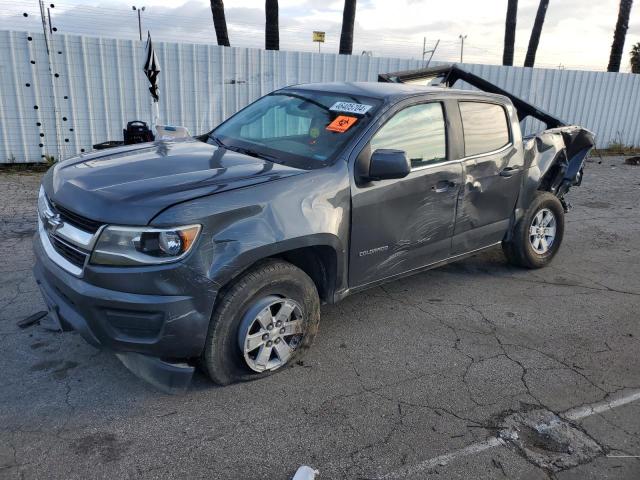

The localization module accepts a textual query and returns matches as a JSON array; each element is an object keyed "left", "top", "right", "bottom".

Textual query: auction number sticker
[
  {"left": 329, "top": 102, "right": 373, "bottom": 115},
  {"left": 326, "top": 115, "right": 358, "bottom": 133}
]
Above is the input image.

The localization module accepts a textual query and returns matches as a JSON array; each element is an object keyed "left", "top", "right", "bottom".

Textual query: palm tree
[
  {"left": 524, "top": 0, "right": 549, "bottom": 67},
  {"left": 502, "top": 0, "right": 518, "bottom": 65},
  {"left": 339, "top": 0, "right": 357, "bottom": 55},
  {"left": 210, "top": 0, "right": 230, "bottom": 47},
  {"left": 265, "top": 0, "right": 279, "bottom": 50},
  {"left": 631, "top": 42, "right": 640, "bottom": 73},
  {"left": 607, "top": 0, "right": 634, "bottom": 72}
]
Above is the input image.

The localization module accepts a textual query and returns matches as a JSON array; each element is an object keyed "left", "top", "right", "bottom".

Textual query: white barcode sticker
[{"left": 329, "top": 102, "right": 373, "bottom": 115}]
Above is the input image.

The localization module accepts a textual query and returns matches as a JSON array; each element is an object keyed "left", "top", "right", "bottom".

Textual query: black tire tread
[
  {"left": 502, "top": 192, "right": 565, "bottom": 269},
  {"left": 202, "top": 259, "right": 320, "bottom": 385}
]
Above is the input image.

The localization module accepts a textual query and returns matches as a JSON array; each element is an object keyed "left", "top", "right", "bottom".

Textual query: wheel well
[
  {"left": 271, "top": 246, "right": 338, "bottom": 303},
  {"left": 538, "top": 162, "right": 562, "bottom": 193},
  {"left": 537, "top": 150, "right": 568, "bottom": 195}
]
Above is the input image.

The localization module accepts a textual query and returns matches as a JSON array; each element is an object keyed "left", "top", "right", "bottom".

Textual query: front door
[{"left": 349, "top": 101, "right": 462, "bottom": 288}]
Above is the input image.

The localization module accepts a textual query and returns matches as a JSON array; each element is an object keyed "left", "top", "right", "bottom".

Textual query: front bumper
[{"left": 33, "top": 231, "right": 217, "bottom": 392}]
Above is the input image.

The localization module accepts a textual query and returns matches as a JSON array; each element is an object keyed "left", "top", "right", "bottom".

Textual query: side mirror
[{"left": 368, "top": 149, "right": 411, "bottom": 181}]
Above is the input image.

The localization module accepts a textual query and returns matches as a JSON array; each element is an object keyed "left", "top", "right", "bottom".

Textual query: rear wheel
[
  {"left": 503, "top": 192, "right": 565, "bottom": 269},
  {"left": 201, "top": 259, "right": 320, "bottom": 385}
]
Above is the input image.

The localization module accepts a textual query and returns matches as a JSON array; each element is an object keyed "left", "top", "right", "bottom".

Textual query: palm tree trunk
[
  {"left": 607, "top": 0, "right": 634, "bottom": 72},
  {"left": 524, "top": 0, "right": 549, "bottom": 67},
  {"left": 631, "top": 43, "right": 640, "bottom": 73},
  {"left": 339, "top": 0, "right": 357, "bottom": 55},
  {"left": 502, "top": 0, "right": 518, "bottom": 66},
  {"left": 210, "top": 0, "right": 230, "bottom": 47},
  {"left": 265, "top": 0, "right": 279, "bottom": 51}
]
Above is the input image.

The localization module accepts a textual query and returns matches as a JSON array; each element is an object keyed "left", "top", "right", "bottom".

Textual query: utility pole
[
  {"left": 458, "top": 34, "right": 467, "bottom": 63},
  {"left": 38, "top": 0, "right": 50, "bottom": 54},
  {"left": 421, "top": 38, "right": 440, "bottom": 67},
  {"left": 132, "top": 5, "right": 145, "bottom": 41},
  {"left": 37, "top": 0, "right": 64, "bottom": 161}
]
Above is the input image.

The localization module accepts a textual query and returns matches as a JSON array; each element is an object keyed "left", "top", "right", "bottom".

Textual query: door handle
[
  {"left": 499, "top": 166, "right": 520, "bottom": 177},
  {"left": 432, "top": 180, "right": 456, "bottom": 193}
]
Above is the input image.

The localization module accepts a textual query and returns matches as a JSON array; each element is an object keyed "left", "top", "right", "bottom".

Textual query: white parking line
[
  {"left": 378, "top": 388, "right": 640, "bottom": 479},
  {"left": 563, "top": 389, "right": 640, "bottom": 421},
  {"left": 378, "top": 438, "right": 505, "bottom": 479}
]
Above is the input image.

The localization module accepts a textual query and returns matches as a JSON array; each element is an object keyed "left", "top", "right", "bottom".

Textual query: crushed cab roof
[{"left": 378, "top": 64, "right": 566, "bottom": 128}]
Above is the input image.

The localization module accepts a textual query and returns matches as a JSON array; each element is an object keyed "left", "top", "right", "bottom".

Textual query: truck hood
[{"left": 43, "top": 139, "right": 305, "bottom": 226}]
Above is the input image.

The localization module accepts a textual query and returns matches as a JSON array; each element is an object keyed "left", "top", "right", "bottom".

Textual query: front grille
[
  {"left": 49, "top": 235, "right": 89, "bottom": 268},
  {"left": 52, "top": 202, "right": 103, "bottom": 233}
]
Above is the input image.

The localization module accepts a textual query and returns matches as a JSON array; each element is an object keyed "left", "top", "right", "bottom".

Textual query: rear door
[
  {"left": 451, "top": 100, "right": 523, "bottom": 254},
  {"left": 349, "top": 100, "right": 463, "bottom": 288}
]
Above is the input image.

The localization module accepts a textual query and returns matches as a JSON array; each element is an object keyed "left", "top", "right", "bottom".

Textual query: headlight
[
  {"left": 90, "top": 224, "right": 201, "bottom": 266},
  {"left": 37, "top": 185, "right": 50, "bottom": 221}
]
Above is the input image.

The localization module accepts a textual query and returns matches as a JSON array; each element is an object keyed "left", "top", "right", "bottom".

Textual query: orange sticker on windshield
[{"left": 326, "top": 115, "right": 357, "bottom": 133}]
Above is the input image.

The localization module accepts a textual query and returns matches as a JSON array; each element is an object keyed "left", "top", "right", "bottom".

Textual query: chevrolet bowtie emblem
[{"left": 45, "top": 213, "right": 63, "bottom": 234}]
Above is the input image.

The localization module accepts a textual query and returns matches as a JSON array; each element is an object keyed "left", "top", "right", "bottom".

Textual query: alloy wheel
[
  {"left": 529, "top": 208, "right": 556, "bottom": 254},
  {"left": 238, "top": 296, "right": 305, "bottom": 373}
]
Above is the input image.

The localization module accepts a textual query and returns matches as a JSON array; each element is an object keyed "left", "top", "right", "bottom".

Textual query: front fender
[
  {"left": 207, "top": 234, "right": 344, "bottom": 291},
  {"left": 152, "top": 161, "right": 351, "bottom": 295}
]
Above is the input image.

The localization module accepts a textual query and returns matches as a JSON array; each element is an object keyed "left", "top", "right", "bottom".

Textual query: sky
[{"left": 2, "top": 0, "right": 639, "bottom": 71}]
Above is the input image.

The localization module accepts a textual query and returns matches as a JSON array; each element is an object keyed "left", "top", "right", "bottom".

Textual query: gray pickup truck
[{"left": 34, "top": 67, "right": 594, "bottom": 392}]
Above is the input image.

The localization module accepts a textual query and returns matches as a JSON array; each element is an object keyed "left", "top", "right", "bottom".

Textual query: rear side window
[
  {"left": 370, "top": 102, "right": 446, "bottom": 168},
  {"left": 459, "top": 102, "right": 510, "bottom": 156}
]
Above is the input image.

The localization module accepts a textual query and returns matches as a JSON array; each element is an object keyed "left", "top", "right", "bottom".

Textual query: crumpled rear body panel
[{"left": 521, "top": 126, "right": 596, "bottom": 210}]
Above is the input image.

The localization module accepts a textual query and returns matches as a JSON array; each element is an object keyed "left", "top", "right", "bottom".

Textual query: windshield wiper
[
  {"left": 210, "top": 134, "right": 280, "bottom": 164},
  {"left": 209, "top": 134, "right": 227, "bottom": 149},
  {"left": 226, "top": 145, "right": 280, "bottom": 163}
]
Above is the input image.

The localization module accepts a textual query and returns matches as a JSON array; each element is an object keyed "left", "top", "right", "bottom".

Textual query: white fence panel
[{"left": 1, "top": 29, "right": 639, "bottom": 163}]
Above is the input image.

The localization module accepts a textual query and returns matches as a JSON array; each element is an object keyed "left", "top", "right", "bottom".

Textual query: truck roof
[
  {"left": 378, "top": 64, "right": 566, "bottom": 128},
  {"left": 283, "top": 81, "right": 506, "bottom": 103}
]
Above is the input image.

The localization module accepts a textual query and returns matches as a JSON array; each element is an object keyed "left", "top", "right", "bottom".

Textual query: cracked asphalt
[{"left": 1, "top": 157, "right": 639, "bottom": 479}]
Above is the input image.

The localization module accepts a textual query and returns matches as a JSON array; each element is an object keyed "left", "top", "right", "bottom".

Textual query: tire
[
  {"left": 202, "top": 259, "right": 320, "bottom": 385},
  {"left": 502, "top": 192, "right": 565, "bottom": 269}
]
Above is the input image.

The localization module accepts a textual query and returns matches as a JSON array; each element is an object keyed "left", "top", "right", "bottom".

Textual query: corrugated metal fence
[{"left": 1, "top": 29, "right": 639, "bottom": 163}]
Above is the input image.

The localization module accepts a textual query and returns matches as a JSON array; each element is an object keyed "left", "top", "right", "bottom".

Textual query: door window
[
  {"left": 370, "top": 103, "right": 446, "bottom": 168},
  {"left": 459, "top": 102, "right": 510, "bottom": 156}
]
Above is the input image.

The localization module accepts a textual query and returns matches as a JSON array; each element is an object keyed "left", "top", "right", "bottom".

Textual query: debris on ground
[
  {"left": 624, "top": 156, "right": 640, "bottom": 166},
  {"left": 39, "top": 312, "right": 64, "bottom": 332},
  {"left": 498, "top": 408, "right": 604, "bottom": 472},
  {"left": 292, "top": 465, "right": 319, "bottom": 479},
  {"left": 16, "top": 311, "right": 48, "bottom": 329}
]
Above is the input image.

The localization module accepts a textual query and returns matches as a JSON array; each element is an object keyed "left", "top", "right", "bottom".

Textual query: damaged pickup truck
[{"left": 33, "top": 65, "right": 595, "bottom": 392}]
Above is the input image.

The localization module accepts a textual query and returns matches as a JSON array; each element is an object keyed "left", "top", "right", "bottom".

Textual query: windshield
[{"left": 209, "top": 90, "right": 382, "bottom": 169}]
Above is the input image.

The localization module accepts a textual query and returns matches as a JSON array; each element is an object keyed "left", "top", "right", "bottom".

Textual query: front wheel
[
  {"left": 502, "top": 192, "right": 565, "bottom": 269},
  {"left": 201, "top": 259, "right": 320, "bottom": 385}
]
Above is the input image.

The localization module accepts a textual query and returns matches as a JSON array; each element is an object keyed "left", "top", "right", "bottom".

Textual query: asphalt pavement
[{"left": 1, "top": 157, "right": 639, "bottom": 479}]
